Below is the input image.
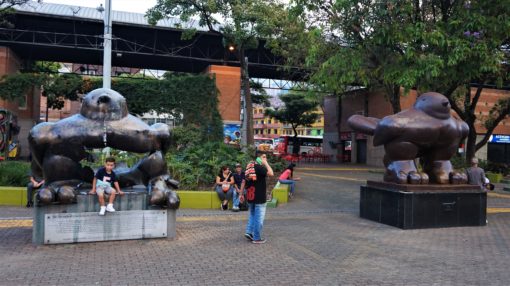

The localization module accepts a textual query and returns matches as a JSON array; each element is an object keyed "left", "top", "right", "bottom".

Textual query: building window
[
  {"left": 318, "top": 130, "right": 322, "bottom": 135},
  {"left": 274, "top": 129, "right": 278, "bottom": 134},
  {"left": 268, "top": 120, "right": 271, "bottom": 124},
  {"left": 261, "top": 120, "right": 264, "bottom": 124},
  {"left": 307, "top": 130, "right": 311, "bottom": 135}
]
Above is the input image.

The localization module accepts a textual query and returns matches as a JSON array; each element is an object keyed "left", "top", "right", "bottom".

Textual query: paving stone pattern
[{"left": 1, "top": 165, "right": 510, "bottom": 285}]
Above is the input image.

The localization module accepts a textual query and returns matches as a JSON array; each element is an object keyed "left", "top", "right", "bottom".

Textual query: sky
[{"left": 44, "top": 0, "right": 158, "bottom": 14}]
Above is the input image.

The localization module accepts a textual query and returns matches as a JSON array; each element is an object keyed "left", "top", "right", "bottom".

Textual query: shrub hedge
[
  {"left": 0, "top": 161, "right": 30, "bottom": 186},
  {"left": 166, "top": 142, "right": 286, "bottom": 190}
]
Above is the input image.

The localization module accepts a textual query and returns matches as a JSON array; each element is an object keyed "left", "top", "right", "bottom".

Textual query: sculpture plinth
[
  {"left": 33, "top": 186, "right": 176, "bottom": 245},
  {"left": 360, "top": 181, "right": 486, "bottom": 229}
]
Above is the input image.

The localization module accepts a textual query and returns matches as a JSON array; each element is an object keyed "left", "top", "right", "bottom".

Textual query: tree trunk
[
  {"left": 45, "top": 101, "right": 49, "bottom": 122},
  {"left": 386, "top": 84, "right": 401, "bottom": 114},
  {"left": 465, "top": 121, "right": 477, "bottom": 164},
  {"left": 336, "top": 95, "right": 343, "bottom": 161},
  {"left": 240, "top": 49, "right": 253, "bottom": 145},
  {"left": 292, "top": 124, "right": 299, "bottom": 155}
]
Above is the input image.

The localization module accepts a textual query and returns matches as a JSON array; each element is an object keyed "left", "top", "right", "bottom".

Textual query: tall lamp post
[
  {"left": 98, "top": 0, "right": 112, "bottom": 89},
  {"left": 240, "top": 56, "right": 249, "bottom": 147}
]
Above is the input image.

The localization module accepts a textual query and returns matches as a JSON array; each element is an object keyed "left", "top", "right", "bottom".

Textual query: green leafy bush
[
  {"left": 479, "top": 160, "right": 509, "bottom": 176},
  {"left": 0, "top": 161, "right": 30, "bottom": 186},
  {"left": 166, "top": 142, "right": 286, "bottom": 190},
  {"left": 172, "top": 125, "right": 210, "bottom": 150},
  {"left": 450, "top": 154, "right": 468, "bottom": 170}
]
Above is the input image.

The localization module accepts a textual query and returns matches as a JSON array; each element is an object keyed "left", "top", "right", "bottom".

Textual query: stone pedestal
[
  {"left": 33, "top": 186, "right": 176, "bottom": 244},
  {"left": 360, "top": 181, "right": 486, "bottom": 229}
]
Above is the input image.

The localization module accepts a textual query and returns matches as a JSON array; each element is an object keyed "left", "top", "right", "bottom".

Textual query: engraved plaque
[{"left": 44, "top": 210, "right": 167, "bottom": 244}]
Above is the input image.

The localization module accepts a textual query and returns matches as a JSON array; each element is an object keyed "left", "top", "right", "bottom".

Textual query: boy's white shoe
[
  {"left": 106, "top": 204, "right": 116, "bottom": 213},
  {"left": 99, "top": 206, "right": 106, "bottom": 216}
]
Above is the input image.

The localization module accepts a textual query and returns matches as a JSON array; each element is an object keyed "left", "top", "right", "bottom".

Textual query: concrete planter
[
  {"left": 0, "top": 186, "right": 26, "bottom": 206},
  {"left": 0, "top": 185, "right": 291, "bottom": 208}
]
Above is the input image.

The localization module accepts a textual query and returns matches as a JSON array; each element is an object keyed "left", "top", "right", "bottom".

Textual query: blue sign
[
  {"left": 489, "top": 135, "right": 510, "bottom": 144},
  {"left": 223, "top": 124, "right": 241, "bottom": 145}
]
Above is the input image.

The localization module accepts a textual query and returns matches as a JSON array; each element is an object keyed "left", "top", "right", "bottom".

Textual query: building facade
[{"left": 253, "top": 104, "right": 324, "bottom": 139}]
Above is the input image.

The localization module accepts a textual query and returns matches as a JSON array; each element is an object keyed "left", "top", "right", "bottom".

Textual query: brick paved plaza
[{"left": 1, "top": 165, "right": 510, "bottom": 285}]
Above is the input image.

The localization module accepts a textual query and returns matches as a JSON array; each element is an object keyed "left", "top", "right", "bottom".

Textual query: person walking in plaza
[
  {"left": 465, "top": 157, "right": 486, "bottom": 190},
  {"left": 244, "top": 153, "right": 274, "bottom": 244},
  {"left": 215, "top": 165, "right": 235, "bottom": 210},
  {"left": 26, "top": 174, "right": 44, "bottom": 207},
  {"left": 232, "top": 163, "right": 247, "bottom": 212},
  {"left": 278, "top": 163, "right": 300, "bottom": 198},
  {"left": 88, "top": 157, "right": 124, "bottom": 215}
]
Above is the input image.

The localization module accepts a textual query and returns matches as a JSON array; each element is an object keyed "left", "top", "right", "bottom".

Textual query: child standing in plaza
[{"left": 89, "top": 157, "right": 124, "bottom": 215}]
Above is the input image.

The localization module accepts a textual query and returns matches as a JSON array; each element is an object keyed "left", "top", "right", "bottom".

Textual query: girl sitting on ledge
[
  {"left": 215, "top": 166, "right": 235, "bottom": 210},
  {"left": 278, "top": 163, "right": 300, "bottom": 197}
]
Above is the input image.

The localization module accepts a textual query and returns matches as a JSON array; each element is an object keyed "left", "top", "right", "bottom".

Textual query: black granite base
[{"left": 360, "top": 181, "right": 487, "bottom": 229}]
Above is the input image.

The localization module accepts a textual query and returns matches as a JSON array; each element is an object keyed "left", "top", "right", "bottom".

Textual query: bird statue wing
[
  {"left": 372, "top": 116, "right": 403, "bottom": 146},
  {"left": 347, "top": 115, "right": 380, "bottom": 136}
]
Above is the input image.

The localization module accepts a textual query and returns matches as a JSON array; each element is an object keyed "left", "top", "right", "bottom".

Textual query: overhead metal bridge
[{"left": 0, "top": 2, "right": 307, "bottom": 81}]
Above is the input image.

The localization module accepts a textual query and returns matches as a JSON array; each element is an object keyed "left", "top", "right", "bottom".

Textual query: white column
[{"left": 102, "top": 0, "right": 112, "bottom": 89}]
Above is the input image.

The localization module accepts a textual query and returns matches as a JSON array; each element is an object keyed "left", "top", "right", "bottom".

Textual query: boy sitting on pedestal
[{"left": 88, "top": 157, "right": 124, "bottom": 215}]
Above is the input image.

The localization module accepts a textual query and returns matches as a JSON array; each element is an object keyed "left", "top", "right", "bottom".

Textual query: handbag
[{"left": 221, "top": 171, "right": 232, "bottom": 192}]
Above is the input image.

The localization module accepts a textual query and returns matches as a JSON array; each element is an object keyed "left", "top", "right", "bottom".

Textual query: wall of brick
[
  {"left": 0, "top": 46, "right": 22, "bottom": 113},
  {"left": 204, "top": 65, "right": 241, "bottom": 123},
  {"left": 40, "top": 96, "right": 81, "bottom": 122},
  {"left": 473, "top": 88, "right": 510, "bottom": 135},
  {"left": 0, "top": 47, "right": 40, "bottom": 158}
]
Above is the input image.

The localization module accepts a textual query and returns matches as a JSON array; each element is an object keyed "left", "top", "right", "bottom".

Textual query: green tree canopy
[
  {"left": 0, "top": 0, "right": 40, "bottom": 27},
  {"left": 265, "top": 92, "right": 319, "bottom": 154}
]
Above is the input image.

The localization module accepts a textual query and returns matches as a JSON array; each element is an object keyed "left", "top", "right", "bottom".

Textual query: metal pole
[
  {"left": 102, "top": 0, "right": 112, "bottom": 89},
  {"left": 240, "top": 56, "right": 248, "bottom": 146}
]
